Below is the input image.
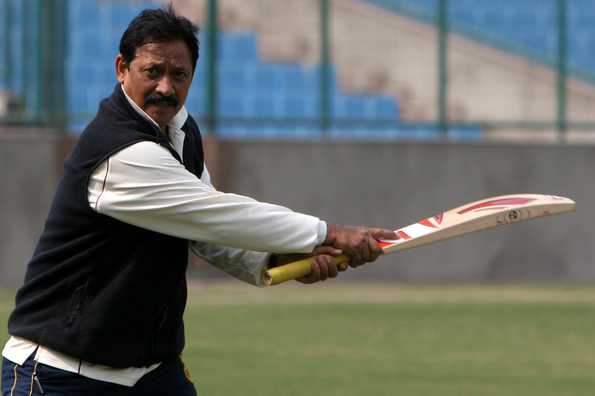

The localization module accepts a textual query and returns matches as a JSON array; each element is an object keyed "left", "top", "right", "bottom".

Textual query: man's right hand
[{"left": 324, "top": 224, "right": 398, "bottom": 268}]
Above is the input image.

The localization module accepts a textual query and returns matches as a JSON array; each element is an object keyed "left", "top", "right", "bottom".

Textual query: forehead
[{"left": 133, "top": 41, "right": 192, "bottom": 68}]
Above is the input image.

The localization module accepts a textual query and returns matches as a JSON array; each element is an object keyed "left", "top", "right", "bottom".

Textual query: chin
[{"left": 148, "top": 108, "right": 175, "bottom": 125}]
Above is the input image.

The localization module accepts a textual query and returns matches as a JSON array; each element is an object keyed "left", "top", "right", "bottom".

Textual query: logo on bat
[{"left": 418, "top": 214, "right": 444, "bottom": 229}]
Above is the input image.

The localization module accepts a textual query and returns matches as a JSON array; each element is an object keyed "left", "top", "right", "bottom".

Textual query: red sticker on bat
[
  {"left": 377, "top": 241, "right": 395, "bottom": 249},
  {"left": 396, "top": 230, "right": 412, "bottom": 240},
  {"left": 457, "top": 197, "right": 536, "bottom": 214},
  {"left": 473, "top": 206, "right": 509, "bottom": 212},
  {"left": 419, "top": 218, "right": 438, "bottom": 228}
]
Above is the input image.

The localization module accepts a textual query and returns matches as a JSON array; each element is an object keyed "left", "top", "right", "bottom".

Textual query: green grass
[{"left": 2, "top": 283, "right": 595, "bottom": 395}]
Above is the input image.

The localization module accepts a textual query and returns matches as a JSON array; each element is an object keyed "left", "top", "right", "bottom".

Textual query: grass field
[{"left": 1, "top": 283, "right": 595, "bottom": 395}]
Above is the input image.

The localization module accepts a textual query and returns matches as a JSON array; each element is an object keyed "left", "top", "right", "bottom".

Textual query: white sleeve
[
  {"left": 190, "top": 162, "right": 272, "bottom": 286},
  {"left": 88, "top": 141, "right": 327, "bottom": 253},
  {"left": 190, "top": 241, "right": 271, "bottom": 287}
]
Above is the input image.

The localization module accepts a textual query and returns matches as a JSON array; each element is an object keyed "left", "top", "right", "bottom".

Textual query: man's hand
[
  {"left": 295, "top": 246, "right": 349, "bottom": 284},
  {"left": 325, "top": 225, "right": 398, "bottom": 268},
  {"left": 269, "top": 246, "right": 348, "bottom": 284},
  {"left": 267, "top": 225, "right": 397, "bottom": 284}
]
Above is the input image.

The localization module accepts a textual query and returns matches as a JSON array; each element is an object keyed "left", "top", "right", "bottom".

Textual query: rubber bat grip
[{"left": 264, "top": 255, "right": 348, "bottom": 285}]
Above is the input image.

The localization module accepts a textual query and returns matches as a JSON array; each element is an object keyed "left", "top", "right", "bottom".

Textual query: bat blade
[
  {"left": 264, "top": 194, "right": 575, "bottom": 286},
  {"left": 378, "top": 194, "right": 575, "bottom": 254}
]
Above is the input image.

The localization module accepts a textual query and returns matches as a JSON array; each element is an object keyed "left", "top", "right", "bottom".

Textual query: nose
[{"left": 155, "top": 75, "right": 174, "bottom": 97}]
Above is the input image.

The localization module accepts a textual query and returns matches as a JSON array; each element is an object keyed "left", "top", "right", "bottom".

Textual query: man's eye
[
  {"left": 174, "top": 70, "right": 189, "bottom": 80},
  {"left": 146, "top": 68, "right": 159, "bottom": 78}
]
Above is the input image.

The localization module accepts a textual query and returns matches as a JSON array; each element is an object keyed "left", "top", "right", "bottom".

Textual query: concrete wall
[
  {"left": 1, "top": 134, "right": 592, "bottom": 286},
  {"left": 0, "top": 129, "right": 64, "bottom": 287}
]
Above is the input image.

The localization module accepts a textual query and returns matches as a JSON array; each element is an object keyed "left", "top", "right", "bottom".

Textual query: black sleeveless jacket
[{"left": 7, "top": 84, "right": 204, "bottom": 368}]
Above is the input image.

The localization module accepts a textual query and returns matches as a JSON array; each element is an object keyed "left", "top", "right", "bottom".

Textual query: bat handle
[{"left": 264, "top": 255, "right": 348, "bottom": 286}]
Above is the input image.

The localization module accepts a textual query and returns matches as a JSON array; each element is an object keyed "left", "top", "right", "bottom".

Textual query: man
[{"left": 1, "top": 5, "right": 396, "bottom": 395}]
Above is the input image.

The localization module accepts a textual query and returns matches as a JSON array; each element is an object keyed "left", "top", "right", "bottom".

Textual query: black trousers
[{"left": 1, "top": 355, "right": 198, "bottom": 396}]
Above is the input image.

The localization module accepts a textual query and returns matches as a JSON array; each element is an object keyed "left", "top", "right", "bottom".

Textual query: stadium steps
[{"left": 357, "top": 0, "right": 595, "bottom": 140}]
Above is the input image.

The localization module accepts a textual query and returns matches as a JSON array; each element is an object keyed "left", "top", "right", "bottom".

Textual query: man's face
[{"left": 116, "top": 40, "right": 193, "bottom": 131}]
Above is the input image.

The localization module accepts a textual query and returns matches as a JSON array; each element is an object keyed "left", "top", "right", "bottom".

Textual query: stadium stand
[
  {"left": 66, "top": 0, "right": 413, "bottom": 139},
  {"left": 7, "top": 0, "right": 595, "bottom": 140},
  {"left": 355, "top": 0, "right": 595, "bottom": 141}
]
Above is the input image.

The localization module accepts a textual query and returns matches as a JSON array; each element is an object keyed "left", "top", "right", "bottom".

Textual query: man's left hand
[{"left": 269, "top": 246, "right": 348, "bottom": 284}]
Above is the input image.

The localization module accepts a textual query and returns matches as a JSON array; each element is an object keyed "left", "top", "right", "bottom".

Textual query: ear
[{"left": 115, "top": 54, "right": 129, "bottom": 83}]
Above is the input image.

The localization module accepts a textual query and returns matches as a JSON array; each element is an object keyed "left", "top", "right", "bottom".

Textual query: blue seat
[
  {"left": 372, "top": 96, "right": 399, "bottom": 119},
  {"left": 251, "top": 64, "right": 279, "bottom": 93},
  {"left": 448, "top": 125, "right": 483, "bottom": 141},
  {"left": 219, "top": 33, "right": 258, "bottom": 62},
  {"left": 218, "top": 96, "right": 244, "bottom": 118},
  {"left": 281, "top": 65, "right": 309, "bottom": 93},
  {"left": 252, "top": 94, "right": 276, "bottom": 118},
  {"left": 187, "top": 78, "right": 206, "bottom": 113},
  {"left": 284, "top": 95, "right": 322, "bottom": 119},
  {"left": 67, "top": 90, "right": 84, "bottom": 115},
  {"left": 284, "top": 97, "right": 307, "bottom": 118},
  {"left": 301, "top": 67, "right": 322, "bottom": 92},
  {"left": 218, "top": 65, "right": 247, "bottom": 92},
  {"left": 219, "top": 35, "right": 240, "bottom": 63},
  {"left": 72, "top": 1, "right": 100, "bottom": 25},
  {"left": 332, "top": 95, "right": 348, "bottom": 118},
  {"left": 344, "top": 95, "right": 367, "bottom": 119}
]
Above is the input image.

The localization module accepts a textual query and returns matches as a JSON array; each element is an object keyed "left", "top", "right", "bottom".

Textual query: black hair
[{"left": 119, "top": 4, "right": 199, "bottom": 70}]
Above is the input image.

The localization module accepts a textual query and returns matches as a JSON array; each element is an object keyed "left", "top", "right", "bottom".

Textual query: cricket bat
[{"left": 264, "top": 194, "right": 575, "bottom": 286}]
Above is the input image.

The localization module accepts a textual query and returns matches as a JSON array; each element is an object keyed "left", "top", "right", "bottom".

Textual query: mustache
[{"left": 145, "top": 93, "right": 179, "bottom": 107}]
